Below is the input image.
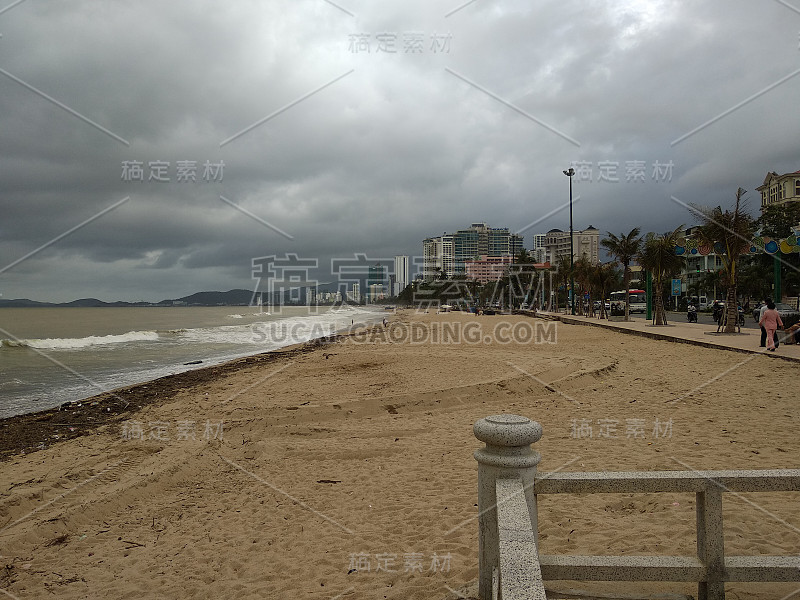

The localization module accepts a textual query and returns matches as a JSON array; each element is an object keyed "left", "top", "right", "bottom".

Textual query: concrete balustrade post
[{"left": 474, "top": 414, "right": 543, "bottom": 600}]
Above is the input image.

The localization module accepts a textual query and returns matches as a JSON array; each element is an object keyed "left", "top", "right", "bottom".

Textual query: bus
[{"left": 609, "top": 289, "right": 647, "bottom": 314}]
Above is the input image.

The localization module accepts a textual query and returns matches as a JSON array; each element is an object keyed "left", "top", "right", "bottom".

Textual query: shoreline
[
  {"left": 1, "top": 310, "right": 798, "bottom": 599},
  {"left": 0, "top": 305, "right": 387, "bottom": 418},
  {"left": 0, "top": 321, "right": 385, "bottom": 460}
]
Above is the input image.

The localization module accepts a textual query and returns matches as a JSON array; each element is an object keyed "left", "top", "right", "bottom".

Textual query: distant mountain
[
  {"left": 60, "top": 298, "right": 120, "bottom": 307},
  {"left": 163, "top": 289, "right": 254, "bottom": 306},
  {"left": 0, "top": 298, "right": 55, "bottom": 307},
  {"left": 0, "top": 289, "right": 256, "bottom": 308}
]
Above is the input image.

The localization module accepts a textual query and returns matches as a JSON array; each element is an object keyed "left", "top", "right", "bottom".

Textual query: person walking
[
  {"left": 759, "top": 298, "right": 779, "bottom": 348},
  {"left": 758, "top": 301, "right": 783, "bottom": 352}
]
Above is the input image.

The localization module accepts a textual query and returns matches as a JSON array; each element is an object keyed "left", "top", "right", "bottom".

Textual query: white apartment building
[
  {"left": 348, "top": 283, "right": 361, "bottom": 303},
  {"left": 543, "top": 226, "right": 600, "bottom": 264},
  {"left": 423, "top": 234, "right": 453, "bottom": 281},
  {"left": 394, "top": 255, "right": 410, "bottom": 295},
  {"left": 422, "top": 223, "right": 523, "bottom": 281},
  {"left": 532, "top": 233, "right": 547, "bottom": 264}
]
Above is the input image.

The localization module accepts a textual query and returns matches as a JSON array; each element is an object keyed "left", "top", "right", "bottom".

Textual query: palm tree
[
  {"left": 692, "top": 188, "right": 756, "bottom": 333},
  {"left": 637, "top": 226, "right": 685, "bottom": 325},
  {"left": 513, "top": 249, "right": 536, "bottom": 308},
  {"left": 554, "top": 255, "right": 572, "bottom": 313},
  {"left": 601, "top": 228, "right": 642, "bottom": 321},
  {"left": 592, "top": 262, "right": 620, "bottom": 319},
  {"left": 539, "top": 263, "right": 557, "bottom": 311},
  {"left": 573, "top": 254, "right": 593, "bottom": 316}
]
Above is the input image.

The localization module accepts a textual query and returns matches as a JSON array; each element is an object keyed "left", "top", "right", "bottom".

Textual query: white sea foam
[
  {"left": 1, "top": 308, "right": 380, "bottom": 351},
  {"left": 180, "top": 308, "right": 378, "bottom": 346},
  {"left": 0, "top": 306, "right": 388, "bottom": 419},
  {"left": 2, "top": 330, "right": 160, "bottom": 350}
]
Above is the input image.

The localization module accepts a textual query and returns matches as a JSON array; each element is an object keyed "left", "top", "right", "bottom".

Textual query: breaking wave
[{"left": 1, "top": 330, "right": 160, "bottom": 350}]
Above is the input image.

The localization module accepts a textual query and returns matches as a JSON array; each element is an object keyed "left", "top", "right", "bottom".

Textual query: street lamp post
[{"left": 563, "top": 167, "right": 575, "bottom": 315}]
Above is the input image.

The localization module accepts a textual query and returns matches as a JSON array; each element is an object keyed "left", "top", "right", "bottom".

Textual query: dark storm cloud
[{"left": 0, "top": 0, "right": 798, "bottom": 301}]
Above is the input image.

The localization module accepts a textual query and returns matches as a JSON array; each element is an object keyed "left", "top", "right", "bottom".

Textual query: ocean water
[{"left": 0, "top": 305, "right": 386, "bottom": 419}]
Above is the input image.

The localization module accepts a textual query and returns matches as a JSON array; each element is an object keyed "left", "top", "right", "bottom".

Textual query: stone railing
[{"left": 473, "top": 414, "right": 800, "bottom": 600}]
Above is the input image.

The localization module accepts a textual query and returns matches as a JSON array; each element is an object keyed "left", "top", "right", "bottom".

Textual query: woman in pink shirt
[{"left": 758, "top": 301, "right": 783, "bottom": 351}]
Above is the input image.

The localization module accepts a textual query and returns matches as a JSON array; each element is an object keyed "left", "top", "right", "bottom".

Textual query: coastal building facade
[
  {"left": 757, "top": 169, "right": 800, "bottom": 212},
  {"left": 423, "top": 234, "right": 454, "bottom": 281},
  {"left": 367, "top": 263, "right": 386, "bottom": 302},
  {"left": 422, "top": 223, "right": 523, "bottom": 281},
  {"left": 678, "top": 225, "right": 725, "bottom": 301},
  {"left": 543, "top": 226, "right": 600, "bottom": 265},
  {"left": 394, "top": 255, "right": 409, "bottom": 295},
  {"left": 348, "top": 283, "right": 361, "bottom": 303},
  {"left": 532, "top": 233, "right": 547, "bottom": 264},
  {"left": 464, "top": 255, "right": 514, "bottom": 284}
]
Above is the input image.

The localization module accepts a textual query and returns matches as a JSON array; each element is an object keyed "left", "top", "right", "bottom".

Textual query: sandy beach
[{"left": 1, "top": 310, "right": 799, "bottom": 599}]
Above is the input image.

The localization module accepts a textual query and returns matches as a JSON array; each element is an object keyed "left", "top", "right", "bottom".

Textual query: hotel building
[{"left": 423, "top": 223, "right": 523, "bottom": 281}]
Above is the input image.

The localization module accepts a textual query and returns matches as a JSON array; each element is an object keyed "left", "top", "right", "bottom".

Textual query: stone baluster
[{"left": 474, "top": 414, "right": 543, "bottom": 600}]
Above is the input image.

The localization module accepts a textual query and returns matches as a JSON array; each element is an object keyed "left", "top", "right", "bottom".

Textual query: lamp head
[{"left": 563, "top": 168, "right": 575, "bottom": 177}]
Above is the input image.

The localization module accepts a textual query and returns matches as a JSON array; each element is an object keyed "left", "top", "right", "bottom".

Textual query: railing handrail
[
  {"left": 534, "top": 469, "right": 800, "bottom": 494},
  {"left": 474, "top": 415, "right": 800, "bottom": 600},
  {"left": 495, "top": 477, "right": 547, "bottom": 600}
]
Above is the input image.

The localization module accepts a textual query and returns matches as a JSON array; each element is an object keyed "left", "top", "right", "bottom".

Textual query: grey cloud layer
[{"left": 0, "top": 0, "right": 797, "bottom": 301}]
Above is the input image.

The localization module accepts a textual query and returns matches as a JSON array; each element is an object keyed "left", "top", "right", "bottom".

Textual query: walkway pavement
[{"left": 532, "top": 311, "right": 800, "bottom": 363}]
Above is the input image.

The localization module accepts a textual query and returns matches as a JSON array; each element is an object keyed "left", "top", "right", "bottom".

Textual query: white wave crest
[{"left": 3, "top": 330, "right": 160, "bottom": 350}]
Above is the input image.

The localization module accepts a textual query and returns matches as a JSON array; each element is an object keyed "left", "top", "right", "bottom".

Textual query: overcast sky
[{"left": 1, "top": 0, "right": 798, "bottom": 302}]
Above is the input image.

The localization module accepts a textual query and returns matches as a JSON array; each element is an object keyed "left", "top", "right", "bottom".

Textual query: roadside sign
[{"left": 671, "top": 278, "right": 681, "bottom": 296}]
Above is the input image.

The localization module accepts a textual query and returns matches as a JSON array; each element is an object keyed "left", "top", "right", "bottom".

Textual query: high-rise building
[
  {"left": 394, "top": 255, "right": 409, "bottom": 295},
  {"left": 423, "top": 234, "right": 453, "bottom": 281},
  {"left": 348, "top": 283, "right": 361, "bottom": 303},
  {"left": 367, "top": 263, "right": 386, "bottom": 302},
  {"left": 423, "top": 223, "right": 523, "bottom": 281},
  {"left": 532, "top": 233, "right": 547, "bottom": 264},
  {"left": 368, "top": 263, "right": 385, "bottom": 286},
  {"left": 543, "top": 226, "right": 600, "bottom": 265}
]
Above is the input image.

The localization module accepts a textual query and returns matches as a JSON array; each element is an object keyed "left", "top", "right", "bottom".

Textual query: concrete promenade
[{"left": 532, "top": 311, "right": 800, "bottom": 363}]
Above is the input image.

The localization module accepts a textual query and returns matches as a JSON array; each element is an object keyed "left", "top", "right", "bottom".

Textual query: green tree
[
  {"left": 397, "top": 282, "right": 415, "bottom": 305},
  {"left": 757, "top": 202, "right": 800, "bottom": 239},
  {"left": 573, "top": 254, "right": 593, "bottom": 315},
  {"left": 756, "top": 202, "right": 800, "bottom": 300},
  {"left": 508, "top": 249, "right": 537, "bottom": 309},
  {"left": 591, "top": 262, "right": 621, "bottom": 319},
  {"left": 601, "top": 228, "right": 642, "bottom": 321},
  {"left": 698, "top": 269, "right": 723, "bottom": 301},
  {"left": 737, "top": 256, "right": 772, "bottom": 304},
  {"left": 554, "top": 255, "right": 573, "bottom": 313},
  {"left": 692, "top": 188, "right": 757, "bottom": 332},
  {"left": 637, "top": 226, "right": 685, "bottom": 325}
]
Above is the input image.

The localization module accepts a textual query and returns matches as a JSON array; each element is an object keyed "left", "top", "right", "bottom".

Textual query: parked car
[
  {"left": 752, "top": 302, "right": 800, "bottom": 323},
  {"left": 690, "top": 295, "right": 709, "bottom": 310},
  {"left": 593, "top": 300, "right": 611, "bottom": 311}
]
